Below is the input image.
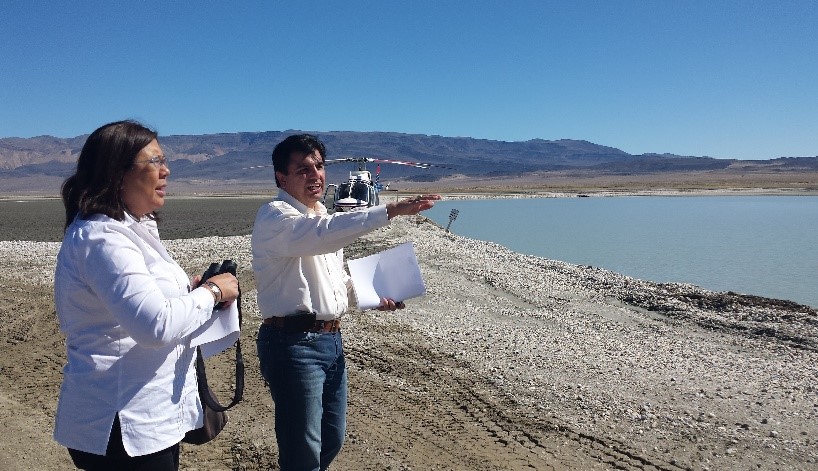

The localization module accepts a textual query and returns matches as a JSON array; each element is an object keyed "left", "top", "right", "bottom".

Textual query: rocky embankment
[{"left": 1, "top": 216, "right": 816, "bottom": 470}]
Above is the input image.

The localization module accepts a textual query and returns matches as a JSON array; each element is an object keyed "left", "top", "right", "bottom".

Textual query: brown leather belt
[{"left": 262, "top": 316, "right": 341, "bottom": 333}]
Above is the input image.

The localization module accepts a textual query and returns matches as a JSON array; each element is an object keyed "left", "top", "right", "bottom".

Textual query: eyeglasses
[{"left": 134, "top": 156, "right": 169, "bottom": 169}]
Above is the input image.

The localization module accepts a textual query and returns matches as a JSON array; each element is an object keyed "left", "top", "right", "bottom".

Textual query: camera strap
[{"left": 195, "top": 260, "right": 244, "bottom": 412}]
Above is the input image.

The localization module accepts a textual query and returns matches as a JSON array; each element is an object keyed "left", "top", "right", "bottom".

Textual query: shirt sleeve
[
  {"left": 79, "top": 224, "right": 215, "bottom": 348},
  {"left": 255, "top": 202, "right": 389, "bottom": 258}
]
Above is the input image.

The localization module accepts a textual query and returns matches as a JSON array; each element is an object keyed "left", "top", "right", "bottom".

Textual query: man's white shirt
[{"left": 251, "top": 190, "right": 389, "bottom": 320}]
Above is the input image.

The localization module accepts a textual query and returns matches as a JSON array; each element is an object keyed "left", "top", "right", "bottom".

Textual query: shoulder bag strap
[{"left": 195, "top": 282, "right": 244, "bottom": 412}]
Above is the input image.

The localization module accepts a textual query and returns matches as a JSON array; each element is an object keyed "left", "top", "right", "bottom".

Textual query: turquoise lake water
[{"left": 423, "top": 196, "right": 818, "bottom": 308}]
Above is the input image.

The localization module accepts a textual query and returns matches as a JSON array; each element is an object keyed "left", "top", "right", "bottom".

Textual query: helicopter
[{"left": 323, "top": 157, "right": 450, "bottom": 212}]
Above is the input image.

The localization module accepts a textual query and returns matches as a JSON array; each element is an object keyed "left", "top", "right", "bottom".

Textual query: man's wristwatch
[{"left": 203, "top": 281, "right": 222, "bottom": 303}]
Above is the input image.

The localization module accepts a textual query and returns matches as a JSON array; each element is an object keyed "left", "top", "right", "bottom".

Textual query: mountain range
[{"left": 1, "top": 130, "right": 816, "bottom": 194}]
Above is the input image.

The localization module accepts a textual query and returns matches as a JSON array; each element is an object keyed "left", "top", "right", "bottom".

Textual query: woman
[{"left": 53, "top": 120, "right": 239, "bottom": 470}]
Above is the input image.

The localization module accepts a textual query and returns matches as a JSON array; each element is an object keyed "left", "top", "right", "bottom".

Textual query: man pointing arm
[{"left": 251, "top": 134, "right": 439, "bottom": 471}]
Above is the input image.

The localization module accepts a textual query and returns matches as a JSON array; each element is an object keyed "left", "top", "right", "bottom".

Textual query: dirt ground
[
  {"left": 0, "top": 238, "right": 610, "bottom": 471},
  {"left": 1, "top": 184, "right": 817, "bottom": 470}
]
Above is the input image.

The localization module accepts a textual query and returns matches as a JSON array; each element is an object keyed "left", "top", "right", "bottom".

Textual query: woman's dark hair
[
  {"left": 61, "top": 120, "right": 158, "bottom": 230},
  {"left": 271, "top": 134, "right": 326, "bottom": 187}
]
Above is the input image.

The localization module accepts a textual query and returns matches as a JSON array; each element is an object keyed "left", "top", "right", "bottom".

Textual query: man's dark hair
[
  {"left": 271, "top": 134, "right": 327, "bottom": 187},
  {"left": 61, "top": 120, "right": 158, "bottom": 230}
]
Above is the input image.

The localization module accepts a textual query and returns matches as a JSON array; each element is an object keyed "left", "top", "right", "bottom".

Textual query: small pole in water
[{"left": 445, "top": 208, "right": 459, "bottom": 233}]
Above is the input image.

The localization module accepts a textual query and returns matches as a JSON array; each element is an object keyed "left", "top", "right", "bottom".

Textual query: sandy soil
[{"left": 1, "top": 214, "right": 817, "bottom": 470}]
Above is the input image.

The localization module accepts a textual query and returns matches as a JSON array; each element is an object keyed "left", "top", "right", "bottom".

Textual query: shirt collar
[
  {"left": 123, "top": 211, "right": 153, "bottom": 225},
  {"left": 277, "top": 189, "right": 327, "bottom": 216},
  {"left": 123, "top": 211, "right": 141, "bottom": 226},
  {"left": 122, "top": 212, "right": 160, "bottom": 237}
]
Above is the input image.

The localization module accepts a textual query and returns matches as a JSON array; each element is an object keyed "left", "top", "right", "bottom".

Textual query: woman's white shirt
[{"left": 53, "top": 213, "right": 215, "bottom": 456}]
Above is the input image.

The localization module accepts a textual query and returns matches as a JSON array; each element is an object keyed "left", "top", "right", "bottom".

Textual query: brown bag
[
  {"left": 182, "top": 385, "right": 228, "bottom": 444},
  {"left": 183, "top": 259, "right": 244, "bottom": 445},
  {"left": 182, "top": 343, "right": 244, "bottom": 444}
]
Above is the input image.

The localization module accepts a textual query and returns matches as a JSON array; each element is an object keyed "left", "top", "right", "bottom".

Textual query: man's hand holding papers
[{"left": 347, "top": 242, "right": 426, "bottom": 311}]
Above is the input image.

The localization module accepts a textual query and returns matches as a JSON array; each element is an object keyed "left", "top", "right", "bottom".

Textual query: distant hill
[{"left": 1, "top": 130, "right": 816, "bottom": 194}]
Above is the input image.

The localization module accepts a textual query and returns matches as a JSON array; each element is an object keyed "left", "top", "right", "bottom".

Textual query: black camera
[{"left": 201, "top": 259, "right": 238, "bottom": 310}]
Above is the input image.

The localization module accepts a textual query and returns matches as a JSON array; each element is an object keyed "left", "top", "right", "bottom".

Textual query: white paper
[
  {"left": 189, "top": 302, "right": 240, "bottom": 358},
  {"left": 347, "top": 241, "right": 426, "bottom": 310}
]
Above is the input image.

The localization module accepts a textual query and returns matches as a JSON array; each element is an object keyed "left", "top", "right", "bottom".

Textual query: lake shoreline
[
  {"left": 421, "top": 195, "right": 818, "bottom": 309},
  {"left": 3, "top": 191, "right": 816, "bottom": 309}
]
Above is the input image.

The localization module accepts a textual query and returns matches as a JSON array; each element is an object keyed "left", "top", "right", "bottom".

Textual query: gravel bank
[{"left": 1, "top": 216, "right": 816, "bottom": 470}]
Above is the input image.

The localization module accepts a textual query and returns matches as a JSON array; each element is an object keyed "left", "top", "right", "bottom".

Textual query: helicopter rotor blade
[
  {"left": 245, "top": 158, "right": 374, "bottom": 169},
  {"left": 324, "top": 157, "right": 377, "bottom": 165},
  {"left": 241, "top": 164, "right": 275, "bottom": 169},
  {"left": 377, "top": 160, "right": 432, "bottom": 169},
  {"left": 245, "top": 157, "right": 453, "bottom": 170},
  {"left": 371, "top": 158, "right": 452, "bottom": 169},
  {"left": 329, "top": 157, "right": 452, "bottom": 169}
]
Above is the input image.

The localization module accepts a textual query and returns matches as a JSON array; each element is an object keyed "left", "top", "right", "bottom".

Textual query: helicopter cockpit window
[
  {"left": 336, "top": 183, "right": 353, "bottom": 200},
  {"left": 350, "top": 182, "right": 370, "bottom": 201},
  {"left": 337, "top": 182, "right": 371, "bottom": 202}
]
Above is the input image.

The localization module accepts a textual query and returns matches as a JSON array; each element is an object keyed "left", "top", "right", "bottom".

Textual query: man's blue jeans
[{"left": 257, "top": 325, "right": 347, "bottom": 471}]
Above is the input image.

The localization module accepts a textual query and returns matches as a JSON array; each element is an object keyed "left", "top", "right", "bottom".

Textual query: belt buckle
[
  {"left": 314, "top": 319, "right": 330, "bottom": 333},
  {"left": 312, "top": 318, "right": 338, "bottom": 333},
  {"left": 294, "top": 311, "right": 318, "bottom": 332}
]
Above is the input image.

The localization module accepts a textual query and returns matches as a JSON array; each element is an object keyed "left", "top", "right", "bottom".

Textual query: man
[{"left": 252, "top": 134, "right": 439, "bottom": 471}]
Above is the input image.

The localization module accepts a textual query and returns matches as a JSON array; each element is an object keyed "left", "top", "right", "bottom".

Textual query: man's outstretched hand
[
  {"left": 377, "top": 298, "right": 406, "bottom": 311},
  {"left": 386, "top": 194, "right": 442, "bottom": 219}
]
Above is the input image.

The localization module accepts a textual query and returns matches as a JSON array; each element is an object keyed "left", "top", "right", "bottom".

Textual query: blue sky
[{"left": 1, "top": 1, "right": 816, "bottom": 160}]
